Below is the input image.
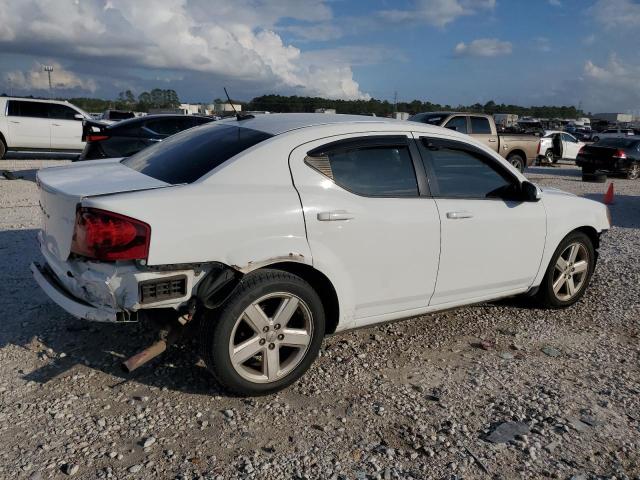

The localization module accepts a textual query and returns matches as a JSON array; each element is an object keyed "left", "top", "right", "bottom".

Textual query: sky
[{"left": 1, "top": 0, "right": 639, "bottom": 113}]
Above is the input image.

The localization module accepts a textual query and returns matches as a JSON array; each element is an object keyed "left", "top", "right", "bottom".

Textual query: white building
[
  {"left": 593, "top": 113, "right": 633, "bottom": 123},
  {"left": 213, "top": 102, "right": 242, "bottom": 114},
  {"left": 179, "top": 103, "right": 201, "bottom": 115}
]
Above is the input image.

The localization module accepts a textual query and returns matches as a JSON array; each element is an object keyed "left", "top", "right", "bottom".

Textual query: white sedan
[
  {"left": 32, "top": 114, "right": 610, "bottom": 395},
  {"left": 538, "top": 131, "right": 585, "bottom": 163}
]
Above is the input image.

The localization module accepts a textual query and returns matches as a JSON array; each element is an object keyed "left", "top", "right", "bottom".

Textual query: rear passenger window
[
  {"left": 420, "top": 138, "right": 514, "bottom": 199},
  {"left": 470, "top": 117, "right": 491, "bottom": 134},
  {"left": 306, "top": 141, "right": 418, "bottom": 197},
  {"left": 444, "top": 116, "right": 468, "bottom": 134},
  {"left": 7, "top": 100, "right": 49, "bottom": 118}
]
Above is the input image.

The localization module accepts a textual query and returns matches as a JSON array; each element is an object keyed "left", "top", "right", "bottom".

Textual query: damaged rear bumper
[{"left": 31, "top": 262, "right": 120, "bottom": 322}]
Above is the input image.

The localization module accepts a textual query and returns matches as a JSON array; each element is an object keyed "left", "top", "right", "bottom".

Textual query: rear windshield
[
  {"left": 122, "top": 123, "right": 273, "bottom": 184},
  {"left": 597, "top": 138, "right": 639, "bottom": 148}
]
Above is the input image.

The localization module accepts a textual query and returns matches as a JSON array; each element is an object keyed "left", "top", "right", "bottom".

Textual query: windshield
[
  {"left": 122, "top": 123, "right": 273, "bottom": 184},
  {"left": 409, "top": 113, "right": 447, "bottom": 125}
]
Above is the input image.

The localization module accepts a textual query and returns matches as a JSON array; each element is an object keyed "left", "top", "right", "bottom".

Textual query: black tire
[
  {"left": 199, "top": 269, "right": 325, "bottom": 396},
  {"left": 582, "top": 170, "right": 606, "bottom": 183},
  {"left": 543, "top": 149, "right": 555, "bottom": 164},
  {"left": 0, "top": 138, "right": 6, "bottom": 160},
  {"left": 508, "top": 153, "right": 525, "bottom": 172},
  {"left": 592, "top": 136, "right": 600, "bottom": 143},
  {"left": 626, "top": 162, "right": 639, "bottom": 180},
  {"left": 536, "top": 231, "right": 595, "bottom": 309}
]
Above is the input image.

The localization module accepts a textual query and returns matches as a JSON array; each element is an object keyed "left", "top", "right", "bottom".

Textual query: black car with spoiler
[
  {"left": 78, "top": 114, "right": 214, "bottom": 161},
  {"left": 576, "top": 137, "right": 640, "bottom": 180}
]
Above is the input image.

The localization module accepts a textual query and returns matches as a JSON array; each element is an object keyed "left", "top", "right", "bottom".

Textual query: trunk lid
[
  {"left": 37, "top": 159, "right": 169, "bottom": 261},
  {"left": 578, "top": 145, "right": 617, "bottom": 161}
]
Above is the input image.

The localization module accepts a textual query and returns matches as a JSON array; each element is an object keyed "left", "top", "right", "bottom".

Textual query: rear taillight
[
  {"left": 86, "top": 134, "right": 110, "bottom": 142},
  {"left": 613, "top": 149, "right": 627, "bottom": 159},
  {"left": 537, "top": 141, "right": 541, "bottom": 154},
  {"left": 578, "top": 146, "right": 585, "bottom": 155},
  {"left": 71, "top": 207, "right": 150, "bottom": 261}
]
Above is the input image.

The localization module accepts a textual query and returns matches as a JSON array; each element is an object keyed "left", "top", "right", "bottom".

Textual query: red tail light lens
[
  {"left": 578, "top": 146, "right": 585, "bottom": 155},
  {"left": 86, "top": 134, "right": 110, "bottom": 142},
  {"left": 536, "top": 141, "right": 541, "bottom": 154},
  {"left": 71, "top": 208, "right": 150, "bottom": 261},
  {"left": 613, "top": 149, "right": 627, "bottom": 159}
]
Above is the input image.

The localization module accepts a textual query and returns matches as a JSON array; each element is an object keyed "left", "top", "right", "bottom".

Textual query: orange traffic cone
[{"left": 603, "top": 182, "right": 615, "bottom": 205}]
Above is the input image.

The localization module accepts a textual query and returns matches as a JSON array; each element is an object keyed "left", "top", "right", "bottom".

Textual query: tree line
[
  {"left": 37, "top": 89, "right": 585, "bottom": 118},
  {"left": 246, "top": 95, "right": 586, "bottom": 119},
  {"left": 68, "top": 88, "right": 181, "bottom": 113}
]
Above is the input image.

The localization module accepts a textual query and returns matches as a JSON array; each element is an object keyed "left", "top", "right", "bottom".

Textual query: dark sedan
[
  {"left": 78, "top": 114, "right": 214, "bottom": 160},
  {"left": 576, "top": 137, "right": 640, "bottom": 179}
]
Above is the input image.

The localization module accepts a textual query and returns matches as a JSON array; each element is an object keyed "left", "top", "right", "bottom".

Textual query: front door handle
[
  {"left": 446, "top": 211, "right": 473, "bottom": 219},
  {"left": 488, "top": 138, "right": 497, "bottom": 143},
  {"left": 317, "top": 210, "right": 354, "bottom": 221}
]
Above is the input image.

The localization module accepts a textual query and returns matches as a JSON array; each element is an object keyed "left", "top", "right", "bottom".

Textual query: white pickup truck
[{"left": 0, "top": 97, "right": 90, "bottom": 158}]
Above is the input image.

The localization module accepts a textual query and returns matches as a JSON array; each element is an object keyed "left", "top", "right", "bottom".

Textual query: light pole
[{"left": 43, "top": 65, "right": 54, "bottom": 97}]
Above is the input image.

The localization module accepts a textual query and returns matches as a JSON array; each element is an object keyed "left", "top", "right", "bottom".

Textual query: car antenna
[{"left": 224, "top": 87, "right": 254, "bottom": 121}]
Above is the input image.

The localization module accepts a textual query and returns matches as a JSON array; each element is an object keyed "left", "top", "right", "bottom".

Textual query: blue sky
[{"left": 1, "top": 0, "right": 639, "bottom": 113}]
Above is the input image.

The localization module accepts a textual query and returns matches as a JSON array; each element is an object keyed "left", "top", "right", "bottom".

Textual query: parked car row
[{"left": 0, "top": 96, "right": 214, "bottom": 159}]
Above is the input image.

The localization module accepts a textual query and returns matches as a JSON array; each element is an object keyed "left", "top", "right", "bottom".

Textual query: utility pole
[
  {"left": 393, "top": 90, "right": 398, "bottom": 114},
  {"left": 43, "top": 65, "right": 54, "bottom": 97}
]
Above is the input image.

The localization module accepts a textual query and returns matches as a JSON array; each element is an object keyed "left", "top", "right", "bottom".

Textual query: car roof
[
  {"left": 224, "top": 113, "right": 401, "bottom": 135},
  {"left": 108, "top": 113, "right": 211, "bottom": 129},
  {"left": 0, "top": 96, "right": 74, "bottom": 105}
]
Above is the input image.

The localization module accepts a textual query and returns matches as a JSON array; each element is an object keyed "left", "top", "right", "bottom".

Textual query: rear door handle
[
  {"left": 9, "top": 120, "right": 20, "bottom": 124},
  {"left": 317, "top": 210, "right": 354, "bottom": 221},
  {"left": 488, "top": 138, "right": 497, "bottom": 143},
  {"left": 446, "top": 211, "right": 473, "bottom": 219}
]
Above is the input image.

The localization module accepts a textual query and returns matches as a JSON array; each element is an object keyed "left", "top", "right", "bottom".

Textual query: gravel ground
[{"left": 1, "top": 159, "right": 638, "bottom": 480}]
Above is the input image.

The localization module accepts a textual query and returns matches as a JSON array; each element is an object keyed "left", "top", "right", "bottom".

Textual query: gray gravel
[{"left": 1, "top": 159, "right": 639, "bottom": 479}]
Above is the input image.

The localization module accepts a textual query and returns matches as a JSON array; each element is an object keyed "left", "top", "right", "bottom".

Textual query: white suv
[
  {"left": 592, "top": 128, "right": 635, "bottom": 143},
  {"left": 31, "top": 114, "right": 610, "bottom": 395},
  {"left": 0, "top": 97, "right": 90, "bottom": 158}
]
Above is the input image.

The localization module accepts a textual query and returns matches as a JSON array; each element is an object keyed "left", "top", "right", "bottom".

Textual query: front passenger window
[{"left": 420, "top": 139, "right": 515, "bottom": 199}]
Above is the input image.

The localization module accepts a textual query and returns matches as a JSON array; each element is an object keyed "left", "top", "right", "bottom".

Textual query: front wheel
[
  {"left": 507, "top": 154, "right": 525, "bottom": 172},
  {"left": 536, "top": 231, "right": 595, "bottom": 308},
  {"left": 199, "top": 269, "right": 325, "bottom": 396},
  {"left": 626, "top": 162, "right": 639, "bottom": 180},
  {"left": 592, "top": 136, "right": 600, "bottom": 143},
  {"left": 0, "top": 139, "right": 6, "bottom": 160}
]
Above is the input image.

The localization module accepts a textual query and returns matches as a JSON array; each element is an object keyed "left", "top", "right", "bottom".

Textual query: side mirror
[
  {"left": 521, "top": 181, "right": 541, "bottom": 202},
  {"left": 74, "top": 113, "right": 84, "bottom": 120},
  {"left": 445, "top": 125, "right": 458, "bottom": 131}
]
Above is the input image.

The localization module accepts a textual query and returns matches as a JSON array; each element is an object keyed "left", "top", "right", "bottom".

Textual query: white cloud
[
  {"left": 379, "top": 0, "right": 496, "bottom": 28},
  {"left": 454, "top": 38, "right": 512, "bottom": 57},
  {"left": 6, "top": 62, "right": 97, "bottom": 92},
  {"left": 533, "top": 37, "right": 552, "bottom": 52},
  {"left": 590, "top": 0, "right": 640, "bottom": 29},
  {"left": 548, "top": 0, "right": 562, "bottom": 6},
  {"left": 582, "top": 54, "right": 640, "bottom": 111},
  {"left": 0, "top": 0, "right": 368, "bottom": 99}
]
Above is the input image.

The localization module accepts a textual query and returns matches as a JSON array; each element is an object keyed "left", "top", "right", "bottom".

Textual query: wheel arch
[
  {"left": 265, "top": 261, "right": 340, "bottom": 335},
  {"left": 573, "top": 225, "right": 600, "bottom": 250},
  {"left": 507, "top": 149, "right": 526, "bottom": 161}
]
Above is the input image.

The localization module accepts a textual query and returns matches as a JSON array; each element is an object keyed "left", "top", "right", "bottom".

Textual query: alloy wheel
[
  {"left": 627, "top": 163, "right": 639, "bottom": 180},
  {"left": 552, "top": 242, "right": 589, "bottom": 301},
  {"left": 228, "top": 292, "right": 313, "bottom": 384}
]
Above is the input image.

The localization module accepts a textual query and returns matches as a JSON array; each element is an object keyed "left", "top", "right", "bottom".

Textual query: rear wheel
[
  {"left": 544, "top": 149, "right": 555, "bottom": 164},
  {"left": 592, "top": 136, "right": 600, "bottom": 143},
  {"left": 536, "top": 231, "right": 595, "bottom": 308},
  {"left": 199, "top": 269, "right": 325, "bottom": 396},
  {"left": 0, "top": 138, "right": 6, "bottom": 160},
  {"left": 626, "top": 162, "right": 639, "bottom": 180},
  {"left": 507, "top": 153, "right": 525, "bottom": 172}
]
